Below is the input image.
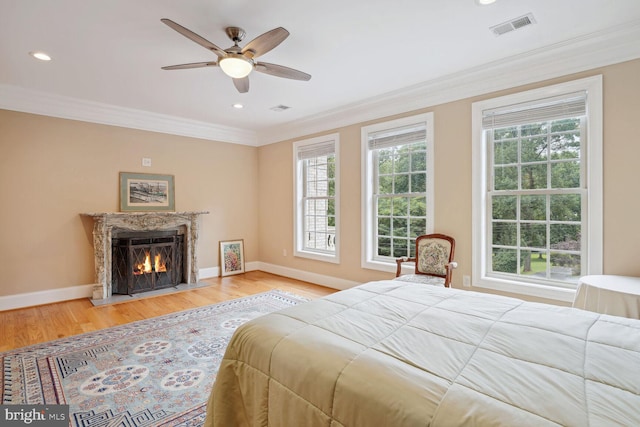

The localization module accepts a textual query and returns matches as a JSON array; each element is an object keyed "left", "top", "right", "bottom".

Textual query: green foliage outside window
[
  {"left": 490, "top": 118, "right": 583, "bottom": 282},
  {"left": 375, "top": 141, "right": 427, "bottom": 258}
]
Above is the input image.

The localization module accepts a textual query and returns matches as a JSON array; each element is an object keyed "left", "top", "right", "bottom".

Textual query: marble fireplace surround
[{"left": 82, "top": 211, "right": 209, "bottom": 300}]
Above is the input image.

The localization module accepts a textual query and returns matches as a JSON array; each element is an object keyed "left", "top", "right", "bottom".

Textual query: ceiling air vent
[
  {"left": 270, "top": 104, "right": 291, "bottom": 112},
  {"left": 490, "top": 13, "right": 536, "bottom": 36}
]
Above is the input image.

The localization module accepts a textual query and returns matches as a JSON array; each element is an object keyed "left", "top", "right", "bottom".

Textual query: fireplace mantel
[{"left": 82, "top": 211, "right": 209, "bottom": 300}]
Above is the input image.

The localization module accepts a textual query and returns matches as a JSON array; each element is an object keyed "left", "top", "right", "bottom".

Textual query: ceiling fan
[{"left": 160, "top": 19, "right": 311, "bottom": 93}]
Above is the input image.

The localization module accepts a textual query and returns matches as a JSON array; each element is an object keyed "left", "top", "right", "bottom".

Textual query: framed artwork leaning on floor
[{"left": 219, "top": 239, "right": 245, "bottom": 276}]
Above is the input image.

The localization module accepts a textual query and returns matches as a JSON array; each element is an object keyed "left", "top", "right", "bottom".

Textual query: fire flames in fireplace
[
  {"left": 112, "top": 231, "right": 183, "bottom": 295},
  {"left": 134, "top": 252, "right": 168, "bottom": 275}
]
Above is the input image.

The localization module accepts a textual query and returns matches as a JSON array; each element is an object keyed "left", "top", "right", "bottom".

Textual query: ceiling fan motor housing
[{"left": 225, "top": 27, "right": 246, "bottom": 43}]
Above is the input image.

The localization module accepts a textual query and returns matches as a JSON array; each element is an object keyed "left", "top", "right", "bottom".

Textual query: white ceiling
[{"left": 2, "top": 0, "right": 640, "bottom": 145}]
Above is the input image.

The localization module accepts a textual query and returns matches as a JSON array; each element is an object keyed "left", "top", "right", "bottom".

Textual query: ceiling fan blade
[
  {"left": 161, "top": 18, "right": 226, "bottom": 58},
  {"left": 161, "top": 61, "right": 218, "bottom": 70},
  {"left": 241, "top": 27, "right": 289, "bottom": 59},
  {"left": 233, "top": 77, "right": 250, "bottom": 93},
  {"left": 255, "top": 62, "right": 311, "bottom": 81}
]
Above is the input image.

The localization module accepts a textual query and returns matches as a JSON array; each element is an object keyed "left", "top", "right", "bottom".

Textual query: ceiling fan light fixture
[{"left": 219, "top": 55, "right": 253, "bottom": 78}]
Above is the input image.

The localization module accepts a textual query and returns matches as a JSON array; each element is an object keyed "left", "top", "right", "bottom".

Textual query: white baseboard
[
  {"left": 198, "top": 267, "right": 219, "bottom": 279},
  {"left": 256, "top": 262, "right": 360, "bottom": 291},
  {"left": 0, "top": 284, "right": 95, "bottom": 312},
  {"left": 201, "top": 261, "right": 356, "bottom": 291},
  {"left": 245, "top": 261, "right": 260, "bottom": 273},
  {"left": 199, "top": 261, "right": 260, "bottom": 280},
  {"left": 0, "top": 262, "right": 357, "bottom": 311}
]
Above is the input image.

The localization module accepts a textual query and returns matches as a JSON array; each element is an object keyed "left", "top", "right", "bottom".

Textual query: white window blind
[
  {"left": 297, "top": 140, "right": 335, "bottom": 160},
  {"left": 482, "top": 92, "right": 587, "bottom": 129},
  {"left": 368, "top": 124, "right": 426, "bottom": 150}
]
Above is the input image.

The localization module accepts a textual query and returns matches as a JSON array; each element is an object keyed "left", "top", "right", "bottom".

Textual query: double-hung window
[
  {"left": 361, "top": 113, "right": 434, "bottom": 271},
  {"left": 472, "top": 76, "right": 602, "bottom": 301},
  {"left": 293, "top": 133, "right": 339, "bottom": 263}
]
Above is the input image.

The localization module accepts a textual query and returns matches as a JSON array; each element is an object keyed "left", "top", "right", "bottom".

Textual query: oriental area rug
[{"left": 1, "top": 290, "right": 308, "bottom": 427}]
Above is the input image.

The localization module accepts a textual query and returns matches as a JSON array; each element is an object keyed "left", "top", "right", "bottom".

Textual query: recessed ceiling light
[
  {"left": 29, "top": 51, "right": 52, "bottom": 61},
  {"left": 476, "top": 0, "right": 496, "bottom": 5},
  {"left": 232, "top": 103, "right": 244, "bottom": 109}
]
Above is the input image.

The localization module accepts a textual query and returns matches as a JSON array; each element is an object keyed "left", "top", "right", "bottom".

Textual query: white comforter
[{"left": 205, "top": 280, "right": 640, "bottom": 426}]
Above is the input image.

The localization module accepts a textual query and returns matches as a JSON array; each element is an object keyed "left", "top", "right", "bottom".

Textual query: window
[
  {"left": 472, "top": 76, "right": 602, "bottom": 301},
  {"left": 293, "top": 133, "right": 339, "bottom": 262},
  {"left": 361, "top": 113, "right": 434, "bottom": 272}
]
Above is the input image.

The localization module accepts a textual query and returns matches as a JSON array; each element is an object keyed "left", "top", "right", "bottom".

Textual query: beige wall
[
  {"left": 0, "top": 111, "right": 258, "bottom": 297},
  {"left": 2, "top": 59, "right": 639, "bottom": 305},
  {"left": 257, "top": 59, "right": 640, "bottom": 303}
]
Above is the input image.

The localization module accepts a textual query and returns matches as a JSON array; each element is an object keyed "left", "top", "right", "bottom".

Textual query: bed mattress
[{"left": 205, "top": 279, "right": 640, "bottom": 426}]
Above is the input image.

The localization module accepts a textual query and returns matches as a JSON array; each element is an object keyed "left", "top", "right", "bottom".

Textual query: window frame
[
  {"left": 293, "top": 133, "right": 340, "bottom": 263},
  {"left": 472, "top": 76, "right": 603, "bottom": 301},
  {"left": 361, "top": 113, "right": 435, "bottom": 272}
]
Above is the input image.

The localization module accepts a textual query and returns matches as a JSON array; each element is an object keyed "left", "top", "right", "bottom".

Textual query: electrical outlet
[
  {"left": 142, "top": 157, "right": 152, "bottom": 167},
  {"left": 282, "top": 249, "right": 287, "bottom": 257},
  {"left": 463, "top": 275, "right": 471, "bottom": 287}
]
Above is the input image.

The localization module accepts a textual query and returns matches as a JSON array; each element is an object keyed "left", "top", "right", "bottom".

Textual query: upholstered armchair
[{"left": 395, "top": 233, "right": 457, "bottom": 287}]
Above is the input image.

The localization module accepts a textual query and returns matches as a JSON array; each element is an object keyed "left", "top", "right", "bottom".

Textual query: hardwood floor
[{"left": 0, "top": 271, "right": 336, "bottom": 352}]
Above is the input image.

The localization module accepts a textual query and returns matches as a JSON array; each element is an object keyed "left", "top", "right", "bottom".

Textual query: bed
[{"left": 204, "top": 279, "right": 640, "bottom": 426}]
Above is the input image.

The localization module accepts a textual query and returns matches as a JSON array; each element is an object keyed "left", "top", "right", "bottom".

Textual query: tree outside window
[
  {"left": 473, "top": 76, "right": 602, "bottom": 301},
  {"left": 362, "top": 113, "right": 434, "bottom": 272},
  {"left": 490, "top": 118, "right": 583, "bottom": 284}
]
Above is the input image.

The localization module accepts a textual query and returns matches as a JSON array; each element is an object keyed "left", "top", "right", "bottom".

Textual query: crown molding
[
  {"left": 2, "top": 19, "right": 639, "bottom": 147},
  {"left": 0, "top": 84, "right": 258, "bottom": 146},
  {"left": 257, "top": 19, "right": 640, "bottom": 145}
]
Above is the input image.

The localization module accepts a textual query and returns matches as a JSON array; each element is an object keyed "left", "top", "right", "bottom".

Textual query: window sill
[
  {"left": 361, "top": 259, "right": 396, "bottom": 274},
  {"left": 473, "top": 276, "right": 576, "bottom": 303},
  {"left": 294, "top": 250, "right": 340, "bottom": 264}
]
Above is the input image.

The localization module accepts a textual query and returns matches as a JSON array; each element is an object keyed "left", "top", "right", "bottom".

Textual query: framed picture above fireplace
[
  {"left": 220, "top": 239, "right": 245, "bottom": 277},
  {"left": 120, "top": 172, "right": 175, "bottom": 212}
]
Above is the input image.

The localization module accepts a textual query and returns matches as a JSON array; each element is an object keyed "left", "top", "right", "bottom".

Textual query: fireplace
[
  {"left": 112, "top": 230, "right": 184, "bottom": 295},
  {"left": 82, "top": 211, "right": 209, "bottom": 300}
]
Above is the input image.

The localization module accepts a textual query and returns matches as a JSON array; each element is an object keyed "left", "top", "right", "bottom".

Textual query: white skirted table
[{"left": 573, "top": 275, "right": 640, "bottom": 319}]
